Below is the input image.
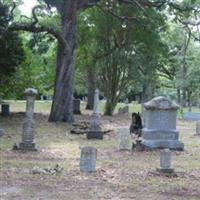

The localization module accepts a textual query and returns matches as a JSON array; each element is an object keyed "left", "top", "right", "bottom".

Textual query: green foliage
[
  {"left": 6, "top": 33, "right": 56, "bottom": 99},
  {"left": 77, "top": 1, "right": 169, "bottom": 115},
  {"left": 0, "top": 1, "right": 25, "bottom": 97}
]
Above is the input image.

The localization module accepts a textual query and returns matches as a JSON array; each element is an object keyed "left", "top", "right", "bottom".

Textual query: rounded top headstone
[
  {"left": 144, "top": 96, "right": 179, "bottom": 110},
  {"left": 25, "top": 88, "right": 38, "bottom": 96}
]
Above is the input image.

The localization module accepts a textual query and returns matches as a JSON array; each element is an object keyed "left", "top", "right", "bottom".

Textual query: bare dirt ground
[{"left": 1, "top": 110, "right": 200, "bottom": 200}]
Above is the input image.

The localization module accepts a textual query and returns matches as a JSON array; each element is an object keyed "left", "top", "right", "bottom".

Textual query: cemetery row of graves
[{"left": 1, "top": 88, "right": 200, "bottom": 199}]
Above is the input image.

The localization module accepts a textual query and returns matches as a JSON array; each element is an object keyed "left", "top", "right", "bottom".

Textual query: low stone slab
[
  {"left": 87, "top": 130, "right": 103, "bottom": 139},
  {"left": 183, "top": 112, "right": 200, "bottom": 121},
  {"left": 80, "top": 147, "right": 97, "bottom": 172}
]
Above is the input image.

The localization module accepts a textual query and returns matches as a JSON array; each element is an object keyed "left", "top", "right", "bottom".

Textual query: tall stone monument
[
  {"left": 142, "top": 96, "right": 184, "bottom": 150},
  {"left": 18, "top": 88, "right": 38, "bottom": 151},
  {"left": 87, "top": 89, "right": 103, "bottom": 139}
]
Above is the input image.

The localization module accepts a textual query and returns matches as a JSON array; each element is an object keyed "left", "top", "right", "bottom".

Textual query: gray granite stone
[
  {"left": 183, "top": 112, "right": 200, "bottom": 121},
  {"left": 73, "top": 99, "right": 81, "bottom": 114},
  {"left": 117, "top": 127, "right": 131, "bottom": 150},
  {"left": 80, "top": 147, "right": 97, "bottom": 172},
  {"left": 196, "top": 121, "right": 200, "bottom": 135},
  {"left": 142, "top": 96, "right": 184, "bottom": 150},
  {"left": 87, "top": 89, "right": 103, "bottom": 139},
  {"left": 118, "top": 106, "right": 129, "bottom": 115},
  {"left": 1, "top": 103, "right": 10, "bottom": 117},
  {"left": 0, "top": 126, "right": 4, "bottom": 137},
  {"left": 157, "top": 149, "right": 174, "bottom": 173},
  {"left": 18, "top": 88, "right": 38, "bottom": 151}
]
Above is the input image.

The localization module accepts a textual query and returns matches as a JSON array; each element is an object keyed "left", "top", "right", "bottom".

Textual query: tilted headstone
[
  {"left": 183, "top": 112, "right": 200, "bottom": 121},
  {"left": 73, "top": 99, "right": 81, "bottom": 114},
  {"left": 87, "top": 89, "right": 103, "bottom": 139},
  {"left": 0, "top": 124, "right": 4, "bottom": 137},
  {"left": 1, "top": 103, "right": 10, "bottom": 117},
  {"left": 80, "top": 147, "right": 97, "bottom": 172},
  {"left": 17, "top": 88, "right": 38, "bottom": 151},
  {"left": 117, "top": 127, "right": 131, "bottom": 150},
  {"left": 157, "top": 149, "right": 174, "bottom": 173},
  {"left": 142, "top": 96, "right": 184, "bottom": 150},
  {"left": 118, "top": 106, "right": 129, "bottom": 115},
  {"left": 195, "top": 121, "right": 200, "bottom": 136}
]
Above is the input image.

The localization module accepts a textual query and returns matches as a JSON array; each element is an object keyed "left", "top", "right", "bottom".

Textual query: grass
[{"left": 0, "top": 101, "right": 200, "bottom": 199}]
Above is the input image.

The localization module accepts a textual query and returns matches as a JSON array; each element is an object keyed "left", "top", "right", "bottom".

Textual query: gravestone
[
  {"left": 183, "top": 112, "right": 200, "bottom": 121},
  {"left": 73, "top": 99, "right": 81, "bottom": 114},
  {"left": 0, "top": 124, "right": 4, "bottom": 137},
  {"left": 118, "top": 106, "right": 129, "bottom": 115},
  {"left": 80, "top": 147, "right": 97, "bottom": 172},
  {"left": 142, "top": 96, "right": 184, "bottom": 150},
  {"left": 117, "top": 127, "right": 131, "bottom": 150},
  {"left": 1, "top": 103, "right": 10, "bottom": 117},
  {"left": 87, "top": 89, "right": 103, "bottom": 139},
  {"left": 157, "top": 149, "right": 174, "bottom": 173},
  {"left": 195, "top": 121, "right": 200, "bottom": 136},
  {"left": 17, "top": 88, "right": 38, "bottom": 151}
]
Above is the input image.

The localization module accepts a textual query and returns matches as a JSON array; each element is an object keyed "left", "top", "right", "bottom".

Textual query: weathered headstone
[
  {"left": 195, "top": 121, "right": 200, "bottom": 136},
  {"left": 17, "top": 88, "right": 38, "bottom": 151},
  {"left": 157, "top": 149, "right": 174, "bottom": 173},
  {"left": 118, "top": 106, "right": 129, "bottom": 115},
  {"left": 142, "top": 96, "right": 184, "bottom": 150},
  {"left": 1, "top": 103, "right": 10, "bottom": 117},
  {"left": 183, "top": 112, "right": 200, "bottom": 121},
  {"left": 80, "top": 147, "right": 97, "bottom": 172},
  {"left": 87, "top": 89, "right": 103, "bottom": 139},
  {"left": 117, "top": 127, "right": 131, "bottom": 150},
  {"left": 0, "top": 124, "right": 4, "bottom": 137},
  {"left": 73, "top": 99, "right": 81, "bottom": 114}
]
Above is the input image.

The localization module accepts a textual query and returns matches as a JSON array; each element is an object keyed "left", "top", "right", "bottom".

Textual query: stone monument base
[
  {"left": 87, "top": 130, "right": 103, "bottom": 139},
  {"left": 157, "top": 168, "right": 174, "bottom": 174},
  {"left": 17, "top": 142, "right": 37, "bottom": 151},
  {"left": 141, "top": 140, "right": 184, "bottom": 151}
]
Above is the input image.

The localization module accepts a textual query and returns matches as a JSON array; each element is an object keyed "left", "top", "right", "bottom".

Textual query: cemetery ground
[{"left": 1, "top": 101, "right": 200, "bottom": 200}]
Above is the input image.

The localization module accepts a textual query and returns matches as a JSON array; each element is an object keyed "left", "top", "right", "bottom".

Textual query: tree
[
  {"left": 2, "top": 0, "right": 199, "bottom": 121},
  {"left": 0, "top": 1, "right": 25, "bottom": 97}
]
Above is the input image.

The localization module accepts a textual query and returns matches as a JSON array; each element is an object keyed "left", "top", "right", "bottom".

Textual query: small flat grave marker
[{"left": 80, "top": 147, "right": 97, "bottom": 172}]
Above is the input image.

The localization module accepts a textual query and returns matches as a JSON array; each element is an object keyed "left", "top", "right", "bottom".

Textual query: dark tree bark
[
  {"left": 85, "top": 66, "right": 96, "bottom": 110},
  {"left": 177, "top": 88, "right": 181, "bottom": 104},
  {"left": 104, "top": 100, "right": 118, "bottom": 116},
  {"left": 46, "top": 0, "right": 100, "bottom": 122},
  {"left": 49, "top": 1, "right": 77, "bottom": 122}
]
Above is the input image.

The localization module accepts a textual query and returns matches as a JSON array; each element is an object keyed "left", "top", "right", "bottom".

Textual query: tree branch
[
  {"left": 78, "top": 0, "right": 101, "bottom": 10},
  {"left": 5, "top": 5, "right": 71, "bottom": 55}
]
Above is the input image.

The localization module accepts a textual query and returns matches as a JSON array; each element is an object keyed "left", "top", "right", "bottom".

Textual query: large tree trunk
[
  {"left": 85, "top": 66, "right": 96, "bottom": 110},
  {"left": 104, "top": 100, "right": 117, "bottom": 116},
  {"left": 49, "top": 1, "right": 78, "bottom": 122}
]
